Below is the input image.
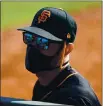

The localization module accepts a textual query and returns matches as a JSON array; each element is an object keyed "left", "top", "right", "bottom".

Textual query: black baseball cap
[{"left": 17, "top": 7, "right": 77, "bottom": 43}]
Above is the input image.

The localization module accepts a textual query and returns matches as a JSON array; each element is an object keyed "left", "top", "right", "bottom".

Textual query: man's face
[{"left": 24, "top": 32, "right": 64, "bottom": 73}]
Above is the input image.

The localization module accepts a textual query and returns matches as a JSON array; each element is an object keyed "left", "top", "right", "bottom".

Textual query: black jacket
[{"left": 32, "top": 66, "right": 101, "bottom": 106}]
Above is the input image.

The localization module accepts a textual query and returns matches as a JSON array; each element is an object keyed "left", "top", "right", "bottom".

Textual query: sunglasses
[{"left": 23, "top": 32, "right": 62, "bottom": 50}]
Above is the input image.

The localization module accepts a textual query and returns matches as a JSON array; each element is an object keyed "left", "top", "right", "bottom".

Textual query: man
[{"left": 17, "top": 7, "right": 101, "bottom": 106}]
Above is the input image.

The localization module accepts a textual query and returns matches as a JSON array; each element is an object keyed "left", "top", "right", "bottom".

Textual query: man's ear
[{"left": 65, "top": 43, "right": 74, "bottom": 56}]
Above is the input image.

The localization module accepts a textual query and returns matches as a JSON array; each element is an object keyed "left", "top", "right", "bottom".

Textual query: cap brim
[{"left": 17, "top": 26, "right": 63, "bottom": 42}]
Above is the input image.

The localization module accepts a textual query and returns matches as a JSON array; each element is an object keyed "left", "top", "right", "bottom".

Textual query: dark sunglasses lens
[
  {"left": 36, "top": 37, "right": 49, "bottom": 50},
  {"left": 23, "top": 33, "right": 34, "bottom": 44}
]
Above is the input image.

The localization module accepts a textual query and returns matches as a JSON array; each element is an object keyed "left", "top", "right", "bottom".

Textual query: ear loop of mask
[{"left": 59, "top": 41, "right": 67, "bottom": 70}]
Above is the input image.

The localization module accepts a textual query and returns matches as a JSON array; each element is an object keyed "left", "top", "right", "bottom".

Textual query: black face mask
[{"left": 25, "top": 45, "right": 61, "bottom": 74}]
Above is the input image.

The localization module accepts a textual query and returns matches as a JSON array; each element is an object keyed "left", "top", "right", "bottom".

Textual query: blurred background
[{"left": 1, "top": 1, "right": 102, "bottom": 104}]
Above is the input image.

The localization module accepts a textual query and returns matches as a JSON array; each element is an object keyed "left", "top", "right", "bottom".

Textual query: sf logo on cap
[{"left": 38, "top": 10, "right": 51, "bottom": 24}]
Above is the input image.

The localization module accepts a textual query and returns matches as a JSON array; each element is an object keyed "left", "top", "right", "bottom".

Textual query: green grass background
[{"left": 1, "top": 1, "right": 101, "bottom": 30}]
